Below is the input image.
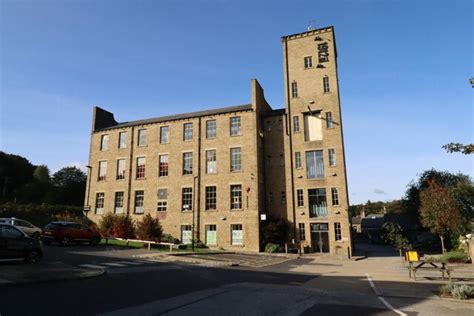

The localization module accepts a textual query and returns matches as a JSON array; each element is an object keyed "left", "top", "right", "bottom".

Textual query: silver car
[{"left": 0, "top": 218, "right": 42, "bottom": 238}]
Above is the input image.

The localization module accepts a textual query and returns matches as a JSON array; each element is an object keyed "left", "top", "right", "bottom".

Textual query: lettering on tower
[{"left": 318, "top": 42, "right": 329, "bottom": 63}]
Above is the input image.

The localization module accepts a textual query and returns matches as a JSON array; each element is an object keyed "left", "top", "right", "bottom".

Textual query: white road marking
[
  {"left": 365, "top": 273, "right": 407, "bottom": 316},
  {"left": 101, "top": 262, "right": 127, "bottom": 267},
  {"left": 80, "top": 264, "right": 107, "bottom": 269},
  {"left": 134, "top": 260, "right": 160, "bottom": 264},
  {"left": 115, "top": 261, "right": 143, "bottom": 265}
]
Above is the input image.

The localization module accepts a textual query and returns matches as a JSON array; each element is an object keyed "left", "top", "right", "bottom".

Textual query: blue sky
[{"left": 1, "top": 0, "right": 472, "bottom": 204}]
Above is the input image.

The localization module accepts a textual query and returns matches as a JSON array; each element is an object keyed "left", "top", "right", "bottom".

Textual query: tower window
[
  {"left": 328, "top": 149, "right": 336, "bottom": 166},
  {"left": 323, "top": 76, "right": 330, "bottom": 93},
  {"left": 291, "top": 81, "right": 298, "bottom": 98},
  {"left": 304, "top": 56, "right": 313, "bottom": 69},
  {"left": 293, "top": 116, "right": 300, "bottom": 133},
  {"left": 295, "top": 152, "right": 302, "bottom": 169},
  {"left": 326, "top": 112, "right": 333, "bottom": 128}
]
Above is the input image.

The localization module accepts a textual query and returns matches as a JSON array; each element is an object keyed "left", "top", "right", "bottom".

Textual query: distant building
[{"left": 84, "top": 26, "right": 352, "bottom": 254}]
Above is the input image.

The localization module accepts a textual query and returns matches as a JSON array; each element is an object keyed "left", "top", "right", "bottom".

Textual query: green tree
[
  {"left": 136, "top": 214, "right": 163, "bottom": 241},
  {"left": 419, "top": 179, "right": 462, "bottom": 253},
  {"left": 443, "top": 143, "right": 474, "bottom": 155},
  {"left": 382, "top": 222, "right": 410, "bottom": 250},
  {"left": 0, "top": 151, "right": 35, "bottom": 202},
  {"left": 262, "top": 218, "right": 288, "bottom": 245},
  {"left": 402, "top": 169, "right": 469, "bottom": 223},
  {"left": 51, "top": 166, "right": 86, "bottom": 206}
]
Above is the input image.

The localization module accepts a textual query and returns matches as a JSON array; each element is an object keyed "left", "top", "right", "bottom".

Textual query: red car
[{"left": 41, "top": 221, "right": 101, "bottom": 246}]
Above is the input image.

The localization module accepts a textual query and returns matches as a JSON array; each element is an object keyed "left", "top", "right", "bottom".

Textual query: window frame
[
  {"left": 98, "top": 161, "right": 107, "bottom": 181},
  {"left": 291, "top": 81, "right": 298, "bottom": 98},
  {"left": 182, "top": 152, "right": 193, "bottom": 175},
  {"left": 137, "top": 129, "right": 147, "bottom": 147},
  {"left": 231, "top": 224, "right": 243, "bottom": 246},
  {"left": 230, "top": 184, "right": 243, "bottom": 210},
  {"left": 230, "top": 147, "right": 241, "bottom": 172},
  {"left": 206, "top": 149, "right": 217, "bottom": 174},
  {"left": 334, "top": 222, "right": 342, "bottom": 241},
  {"left": 297, "top": 189, "right": 304, "bottom": 207},
  {"left": 159, "top": 154, "right": 169, "bottom": 177},
  {"left": 181, "top": 187, "right": 193, "bottom": 211},
  {"left": 183, "top": 122, "right": 193, "bottom": 141},
  {"left": 299, "top": 223, "right": 306, "bottom": 241},
  {"left": 157, "top": 188, "right": 168, "bottom": 212},
  {"left": 308, "top": 188, "right": 328, "bottom": 218},
  {"left": 323, "top": 76, "right": 330, "bottom": 93},
  {"left": 100, "top": 134, "right": 109, "bottom": 151},
  {"left": 305, "top": 150, "right": 324, "bottom": 179},
  {"left": 205, "top": 186, "right": 217, "bottom": 210},
  {"left": 304, "top": 56, "right": 313, "bottom": 69},
  {"left": 116, "top": 159, "right": 126, "bottom": 180},
  {"left": 118, "top": 131, "right": 127, "bottom": 149},
  {"left": 114, "top": 191, "right": 124, "bottom": 214},
  {"left": 328, "top": 148, "right": 336, "bottom": 167},
  {"left": 331, "top": 187, "right": 340, "bottom": 206},
  {"left": 95, "top": 192, "right": 105, "bottom": 214},
  {"left": 206, "top": 120, "right": 217, "bottom": 139},
  {"left": 326, "top": 112, "right": 333, "bottom": 129},
  {"left": 295, "top": 152, "right": 302, "bottom": 169},
  {"left": 230, "top": 116, "right": 241, "bottom": 136},
  {"left": 293, "top": 116, "right": 300, "bottom": 133},
  {"left": 136, "top": 157, "right": 146, "bottom": 179},
  {"left": 134, "top": 190, "right": 145, "bottom": 214},
  {"left": 160, "top": 126, "right": 170, "bottom": 144}
]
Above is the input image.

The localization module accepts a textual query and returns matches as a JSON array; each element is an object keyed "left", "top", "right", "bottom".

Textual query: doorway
[{"left": 310, "top": 223, "right": 330, "bottom": 253}]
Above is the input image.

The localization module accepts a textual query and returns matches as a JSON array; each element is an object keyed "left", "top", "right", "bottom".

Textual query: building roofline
[
  {"left": 95, "top": 103, "right": 253, "bottom": 132},
  {"left": 281, "top": 26, "right": 334, "bottom": 41}
]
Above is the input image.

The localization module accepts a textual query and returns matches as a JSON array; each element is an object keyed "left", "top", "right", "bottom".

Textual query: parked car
[
  {"left": 41, "top": 221, "right": 101, "bottom": 246},
  {"left": 0, "top": 223, "right": 43, "bottom": 263},
  {"left": 0, "top": 218, "right": 42, "bottom": 238}
]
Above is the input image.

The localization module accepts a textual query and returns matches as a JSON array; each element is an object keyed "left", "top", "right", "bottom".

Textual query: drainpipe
[
  {"left": 283, "top": 37, "right": 299, "bottom": 252},
  {"left": 126, "top": 127, "right": 135, "bottom": 216},
  {"left": 197, "top": 117, "right": 202, "bottom": 242}
]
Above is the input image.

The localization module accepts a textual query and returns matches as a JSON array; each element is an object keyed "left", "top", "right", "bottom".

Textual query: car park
[
  {"left": 41, "top": 221, "right": 101, "bottom": 246},
  {"left": 0, "top": 218, "right": 42, "bottom": 238},
  {"left": 0, "top": 223, "right": 43, "bottom": 263}
]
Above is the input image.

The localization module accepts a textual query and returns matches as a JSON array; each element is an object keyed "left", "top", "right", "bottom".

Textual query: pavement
[
  {"left": 0, "top": 261, "right": 104, "bottom": 286},
  {"left": 136, "top": 251, "right": 299, "bottom": 267},
  {"left": 1, "top": 243, "right": 473, "bottom": 315}
]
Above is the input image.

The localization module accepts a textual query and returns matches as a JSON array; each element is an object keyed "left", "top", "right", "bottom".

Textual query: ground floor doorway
[{"left": 310, "top": 223, "right": 330, "bottom": 253}]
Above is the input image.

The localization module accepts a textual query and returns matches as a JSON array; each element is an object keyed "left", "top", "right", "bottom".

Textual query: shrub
[
  {"left": 439, "top": 284, "right": 474, "bottom": 300},
  {"left": 262, "top": 218, "right": 288, "bottom": 245},
  {"left": 113, "top": 215, "right": 135, "bottom": 239},
  {"left": 161, "top": 234, "right": 180, "bottom": 244},
  {"left": 451, "top": 284, "right": 474, "bottom": 300},
  {"left": 136, "top": 214, "right": 163, "bottom": 241},
  {"left": 195, "top": 241, "right": 207, "bottom": 249},
  {"left": 265, "top": 243, "right": 283, "bottom": 253},
  {"left": 99, "top": 213, "right": 118, "bottom": 236},
  {"left": 439, "top": 284, "right": 456, "bottom": 296},
  {"left": 440, "top": 250, "right": 469, "bottom": 263},
  {"left": 178, "top": 244, "right": 189, "bottom": 250}
]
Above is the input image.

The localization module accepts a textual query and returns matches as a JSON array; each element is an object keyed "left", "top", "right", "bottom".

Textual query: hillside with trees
[{"left": 0, "top": 151, "right": 88, "bottom": 226}]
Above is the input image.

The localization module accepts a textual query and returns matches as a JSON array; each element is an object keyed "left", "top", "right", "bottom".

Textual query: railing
[{"left": 103, "top": 237, "right": 177, "bottom": 252}]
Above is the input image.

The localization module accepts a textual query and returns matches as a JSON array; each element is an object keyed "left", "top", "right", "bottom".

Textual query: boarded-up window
[{"left": 304, "top": 113, "right": 323, "bottom": 141}]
